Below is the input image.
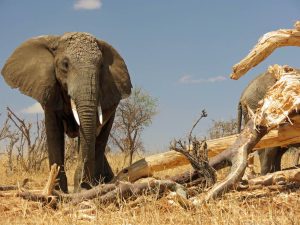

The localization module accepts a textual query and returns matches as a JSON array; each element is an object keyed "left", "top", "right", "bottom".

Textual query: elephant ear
[
  {"left": 97, "top": 40, "right": 132, "bottom": 109},
  {"left": 1, "top": 36, "right": 59, "bottom": 107}
]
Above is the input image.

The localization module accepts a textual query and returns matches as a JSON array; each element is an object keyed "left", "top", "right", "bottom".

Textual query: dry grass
[{"left": 0, "top": 151, "right": 300, "bottom": 225}]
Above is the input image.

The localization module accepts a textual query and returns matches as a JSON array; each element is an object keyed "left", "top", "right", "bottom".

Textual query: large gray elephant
[
  {"left": 237, "top": 70, "right": 293, "bottom": 175},
  {"left": 1, "top": 32, "right": 132, "bottom": 192}
]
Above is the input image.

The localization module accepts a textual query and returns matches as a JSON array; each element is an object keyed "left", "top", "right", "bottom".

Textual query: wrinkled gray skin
[
  {"left": 1, "top": 32, "right": 132, "bottom": 193},
  {"left": 237, "top": 71, "right": 288, "bottom": 175}
]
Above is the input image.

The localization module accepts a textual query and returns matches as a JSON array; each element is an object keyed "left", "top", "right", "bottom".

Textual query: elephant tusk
[
  {"left": 70, "top": 99, "right": 102, "bottom": 126},
  {"left": 70, "top": 99, "right": 80, "bottom": 125},
  {"left": 98, "top": 105, "right": 103, "bottom": 125}
]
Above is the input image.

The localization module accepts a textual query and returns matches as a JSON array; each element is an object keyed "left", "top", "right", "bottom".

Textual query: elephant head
[{"left": 1, "top": 32, "right": 132, "bottom": 192}]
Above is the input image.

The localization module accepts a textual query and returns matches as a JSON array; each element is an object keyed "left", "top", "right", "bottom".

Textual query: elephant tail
[{"left": 237, "top": 102, "right": 242, "bottom": 133}]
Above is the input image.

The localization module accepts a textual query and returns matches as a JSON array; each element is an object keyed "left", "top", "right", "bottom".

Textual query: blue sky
[{"left": 1, "top": 0, "right": 300, "bottom": 151}]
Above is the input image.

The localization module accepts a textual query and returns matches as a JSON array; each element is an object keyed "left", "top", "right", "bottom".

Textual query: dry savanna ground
[{"left": 0, "top": 151, "right": 300, "bottom": 225}]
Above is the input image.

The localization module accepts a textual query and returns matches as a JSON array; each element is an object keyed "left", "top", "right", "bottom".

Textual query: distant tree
[
  {"left": 207, "top": 118, "right": 238, "bottom": 139},
  {"left": 0, "top": 114, "right": 11, "bottom": 142},
  {"left": 109, "top": 87, "right": 158, "bottom": 166}
]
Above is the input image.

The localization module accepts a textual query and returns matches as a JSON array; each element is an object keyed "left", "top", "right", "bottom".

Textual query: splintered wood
[
  {"left": 254, "top": 65, "right": 300, "bottom": 128},
  {"left": 42, "top": 163, "right": 60, "bottom": 196},
  {"left": 230, "top": 21, "right": 300, "bottom": 80}
]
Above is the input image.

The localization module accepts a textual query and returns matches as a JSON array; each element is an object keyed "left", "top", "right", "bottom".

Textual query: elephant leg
[
  {"left": 94, "top": 113, "right": 115, "bottom": 184},
  {"left": 45, "top": 109, "right": 68, "bottom": 193},
  {"left": 258, "top": 147, "right": 279, "bottom": 175},
  {"left": 293, "top": 149, "right": 300, "bottom": 166},
  {"left": 273, "top": 147, "right": 287, "bottom": 171}
]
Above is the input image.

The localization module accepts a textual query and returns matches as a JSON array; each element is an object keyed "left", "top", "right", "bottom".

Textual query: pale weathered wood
[
  {"left": 113, "top": 151, "right": 190, "bottom": 182},
  {"left": 114, "top": 115, "right": 300, "bottom": 182},
  {"left": 206, "top": 65, "right": 300, "bottom": 201},
  {"left": 247, "top": 167, "right": 300, "bottom": 186},
  {"left": 230, "top": 21, "right": 300, "bottom": 80},
  {"left": 42, "top": 163, "right": 60, "bottom": 196}
]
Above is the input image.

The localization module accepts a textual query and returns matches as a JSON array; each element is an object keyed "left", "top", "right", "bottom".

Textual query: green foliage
[{"left": 110, "top": 87, "right": 158, "bottom": 165}]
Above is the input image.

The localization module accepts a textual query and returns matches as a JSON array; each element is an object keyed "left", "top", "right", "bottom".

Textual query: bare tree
[
  {"left": 7, "top": 107, "right": 48, "bottom": 172},
  {"left": 110, "top": 87, "right": 158, "bottom": 166},
  {"left": 207, "top": 118, "right": 238, "bottom": 139},
  {"left": 0, "top": 116, "right": 11, "bottom": 142},
  {"left": 0, "top": 114, "right": 17, "bottom": 173}
]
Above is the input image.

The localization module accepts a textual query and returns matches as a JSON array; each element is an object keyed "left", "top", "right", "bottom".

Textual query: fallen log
[
  {"left": 247, "top": 167, "right": 300, "bottom": 186},
  {"left": 205, "top": 65, "right": 300, "bottom": 201},
  {"left": 0, "top": 178, "right": 32, "bottom": 191},
  {"left": 114, "top": 114, "right": 300, "bottom": 182},
  {"left": 17, "top": 164, "right": 189, "bottom": 206},
  {"left": 230, "top": 21, "right": 300, "bottom": 80}
]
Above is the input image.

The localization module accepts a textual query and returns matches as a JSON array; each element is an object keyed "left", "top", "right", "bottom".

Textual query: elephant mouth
[{"left": 70, "top": 99, "right": 103, "bottom": 136}]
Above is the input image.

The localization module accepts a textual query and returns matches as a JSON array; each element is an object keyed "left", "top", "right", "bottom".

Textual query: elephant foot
[
  {"left": 73, "top": 164, "right": 98, "bottom": 193},
  {"left": 57, "top": 169, "right": 68, "bottom": 193},
  {"left": 97, "top": 156, "right": 115, "bottom": 183},
  {"left": 73, "top": 157, "right": 115, "bottom": 193},
  {"left": 102, "top": 161, "right": 114, "bottom": 183},
  {"left": 80, "top": 182, "right": 93, "bottom": 190}
]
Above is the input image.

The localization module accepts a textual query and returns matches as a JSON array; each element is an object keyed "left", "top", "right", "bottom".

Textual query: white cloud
[
  {"left": 178, "top": 75, "right": 227, "bottom": 84},
  {"left": 21, "top": 103, "right": 44, "bottom": 114},
  {"left": 74, "top": 0, "right": 102, "bottom": 10}
]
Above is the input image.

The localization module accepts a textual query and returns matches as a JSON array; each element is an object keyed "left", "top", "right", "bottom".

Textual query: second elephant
[{"left": 237, "top": 70, "right": 299, "bottom": 175}]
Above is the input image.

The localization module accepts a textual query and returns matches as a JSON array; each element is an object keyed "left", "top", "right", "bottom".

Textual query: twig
[
  {"left": 170, "top": 110, "right": 216, "bottom": 188},
  {"left": 188, "top": 110, "right": 207, "bottom": 144}
]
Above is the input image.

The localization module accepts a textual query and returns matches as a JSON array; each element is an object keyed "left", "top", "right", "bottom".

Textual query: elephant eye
[{"left": 61, "top": 58, "right": 69, "bottom": 73}]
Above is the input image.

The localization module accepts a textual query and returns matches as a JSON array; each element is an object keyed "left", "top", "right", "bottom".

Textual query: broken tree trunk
[
  {"left": 230, "top": 21, "right": 300, "bottom": 80},
  {"left": 205, "top": 65, "right": 300, "bottom": 201},
  {"left": 114, "top": 114, "right": 300, "bottom": 183}
]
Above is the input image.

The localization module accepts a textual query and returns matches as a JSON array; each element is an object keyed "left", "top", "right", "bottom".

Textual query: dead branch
[
  {"left": 0, "top": 117, "right": 11, "bottom": 141},
  {"left": 0, "top": 178, "right": 31, "bottom": 191},
  {"left": 170, "top": 138, "right": 216, "bottom": 188},
  {"left": 19, "top": 172, "right": 187, "bottom": 207},
  {"left": 7, "top": 107, "right": 31, "bottom": 147},
  {"left": 13, "top": 165, "right": 60, "bottom": 208},
  {"left": 42, "top": 164, "right": 60, "bottom": 196},
  {"left": 230, "top": 21, "right": 300, "bottom": 80},
  {"left": 13, "top": 162, "right": 190, "bottom": 207},
  {"left": 246, "top": 167, "right": 300, "bottom": 186},
  {"left": 205, "top": 119, "right": 268, "bottom": 201},
  {"left": 188, "top": 110, "right": 207, "bottom": 143},
  {"left": 6, "top": 107, "right": 48, "bottom": 172},
  {"left": 17, "top": 191, "right": 57, "bottom": 208}
]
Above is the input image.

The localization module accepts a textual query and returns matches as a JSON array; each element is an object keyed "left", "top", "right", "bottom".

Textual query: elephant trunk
[
  {"left": 72, "top": 71, "right": 99, "bottom": 190},
  {"left": 237, "top": 102, "right": 242, "bottom": 133}
]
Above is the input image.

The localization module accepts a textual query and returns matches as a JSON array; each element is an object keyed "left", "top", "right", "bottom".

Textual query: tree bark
[
  {"left": 113, "top": 115, "right": 300, "bottom": 183},
  {"left": 246, "top": 167, "right": 300, "bottom": 186},
  {"left": 205, "top": 120, "right": 268, "bottom": 201},
  {"left": 230, "top": 21, "right": 300, "bottom": 80}
]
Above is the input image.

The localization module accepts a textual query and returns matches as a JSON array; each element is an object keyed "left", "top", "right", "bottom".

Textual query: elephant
[
  {"left": 237, "top": 70, "right": 300, "bottom": 175},
  {"left": 1, "top": 32, "right": 132, "bottom": 193}
]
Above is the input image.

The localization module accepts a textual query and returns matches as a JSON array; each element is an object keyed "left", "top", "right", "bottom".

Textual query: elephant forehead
[{"left": 60, "top": 32, "right": 101, "bottom": 63}]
